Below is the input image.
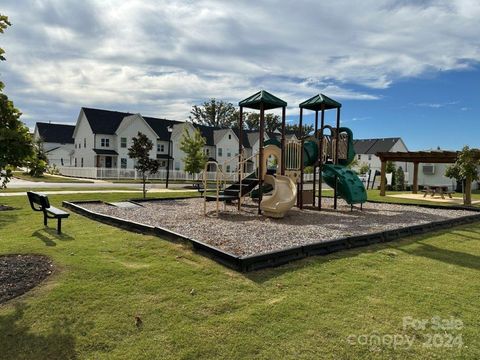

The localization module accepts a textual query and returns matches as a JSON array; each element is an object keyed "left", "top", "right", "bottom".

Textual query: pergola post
[
  {"left": 380, "top": 160, "right": 387, "bottom": 196},
  {"left": 412, "top": 162, "right": 419, "bottom": 194},
  {"left": 312, "top": 110, "right": 318, "bottom": 207}
]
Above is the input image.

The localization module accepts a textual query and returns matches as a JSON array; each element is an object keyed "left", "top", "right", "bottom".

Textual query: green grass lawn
[
  {"left": 1, "top": 190, "right": 479, "bottom": 359},
  {"left": 13, "top": 172, "right": 93, "bottom": 183}
]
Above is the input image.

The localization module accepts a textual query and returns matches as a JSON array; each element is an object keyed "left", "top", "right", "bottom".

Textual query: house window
[
  {"left": 227, "top": 148, "right": 231, "bottom": 157},
  {"left": 157, "top": 143, "right": 165, "bottom": 152},
  {"left": 101, "top": 138, "right": 110, "bottom": 147},
  {"left": 218, "top": 148, "right": 223, "bottom": 157},
  {"left": 74, "top": 158, "right": 77, "bottom": 167},
  {"left": 159, "top": 160, "right": 166, "bottom": 167},
  {"left": 81, "top": 158, "right": 84, "bottom": 167},
  {"left": 357, "top": 154, "right": 361, "bottom": 160},
  {"left": 175, "top": 161, "right": 180, "bottom": 170},
  {"left": 228, "top": 134, "right": 232, "bottom": 140},
  {"left": 368, "top": 154, "right": 372, "bottom": 161},
  {"left": 121, "top": 158, "right": 127, "bottom": 169},
  {"left": 121, "top": 137, "right": 127, "bottom": 148},
  {"left": 75, "top": 144, "right": 77, "bottom": 149},
  {"left": 226, "top": 165, "right": 231, "bottom": 172},
  {"left": 78, "top": 143, "right": 81, "bottom": 149},
  {"left": 205, "top": 148, "right": 210, "bottom": 156},
  {"left": 84, "top": 138, "right": 86, "bottom": 147}
]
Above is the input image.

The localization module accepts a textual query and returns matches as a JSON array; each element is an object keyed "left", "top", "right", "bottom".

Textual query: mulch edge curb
[{"left": 63, "top": 199, "right": 480, "bottom": 272}]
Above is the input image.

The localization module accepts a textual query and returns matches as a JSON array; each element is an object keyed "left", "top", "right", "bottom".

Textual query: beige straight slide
[{"left": 260, "top": 175, "right": 297, "bottom": 218}]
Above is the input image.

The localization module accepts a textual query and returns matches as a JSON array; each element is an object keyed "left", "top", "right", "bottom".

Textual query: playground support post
[
  {"left": 312, "top": 110, "right": 318, "bottom": 207},
  {"left": 333, "top": 107, "right": 341, "bottom": 209},
  {"left": 258, "top": 103, "right": 265, "bottom": 214},
  {"left": 299, "top": 107, "right": 304, "bottom": 209},
  {"left": 281, "top": 106, "right": 286, "bottom": 175},
  {"left": 318, "top": 104, "right": 325, "bottom": 211},
  {"left": 238, "top": 106, "right": 243, "bottom": 183}
]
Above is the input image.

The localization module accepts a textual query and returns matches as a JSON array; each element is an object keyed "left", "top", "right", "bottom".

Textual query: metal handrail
[{"left": 202, "top": 160, "right": 225, "bottom": 217}]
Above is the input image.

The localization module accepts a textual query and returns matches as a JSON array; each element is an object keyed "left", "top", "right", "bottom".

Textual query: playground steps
[
  {"left": 204, "top": 173, "right": 259, "bottom": 202},
  {"left": 224, "top": 177, "right": 259, "bottom": 197},
  {"left": 205, "top": 194, "right": 238, "bottom": 202}
]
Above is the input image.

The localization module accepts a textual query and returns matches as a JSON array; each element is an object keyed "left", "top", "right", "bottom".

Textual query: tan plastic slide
[{"left": 260, "top": 174, "right": 297, "bottom": 218}]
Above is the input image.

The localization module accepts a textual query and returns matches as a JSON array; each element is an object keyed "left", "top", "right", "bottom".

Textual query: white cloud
[{"left": 1, "top": 0, "right": 480, "bottom": 125}]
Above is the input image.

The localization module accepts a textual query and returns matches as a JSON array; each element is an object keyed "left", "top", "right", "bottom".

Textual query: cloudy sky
[{"left": 1, "top": 0, "right": 479, "bottom": 149}]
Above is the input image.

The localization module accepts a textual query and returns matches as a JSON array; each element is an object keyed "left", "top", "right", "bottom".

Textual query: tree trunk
[
  {"left": 143, "top": 173, "right": 146, "bottom": 199},
  {"left": 465, "top": 176, "right": 472, "bottom": 206}
]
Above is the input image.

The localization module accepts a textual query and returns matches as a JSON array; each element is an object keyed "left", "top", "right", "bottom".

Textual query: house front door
[{"left": 105, "top": 156, "right": 112, "bottom": 168}]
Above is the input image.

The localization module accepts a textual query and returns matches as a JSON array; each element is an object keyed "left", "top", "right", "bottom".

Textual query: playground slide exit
[
  {"left": 303, "top": 127, "right": 367, "bottom": 205},
  {"left": 260, "top": 175, "right": 297, "bottom": 218}
]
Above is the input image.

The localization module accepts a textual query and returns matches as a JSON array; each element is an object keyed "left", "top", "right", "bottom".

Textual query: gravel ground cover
[
  {"left": 81, "top": 198, "right": 478, "bottom": 256},
  {"left": 0, "top": 254, "right": 53, "bottom": 304}
]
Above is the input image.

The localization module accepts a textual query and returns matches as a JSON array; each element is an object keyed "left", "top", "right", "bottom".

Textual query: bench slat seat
[{"left": 27, "top": 191, "right": 69, "bottom": 234}]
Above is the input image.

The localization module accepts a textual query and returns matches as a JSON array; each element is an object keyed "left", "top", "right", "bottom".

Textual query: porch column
[
  {"left": 412, "top": 162, "right": 419, "bottom": 194},
  {"left": 380, "top": 160, "right": 387, "bottom": 196}
]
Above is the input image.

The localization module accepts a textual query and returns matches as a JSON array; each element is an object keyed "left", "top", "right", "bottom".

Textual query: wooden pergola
[{"left": 376, "top": 151, "right": 458, "bottom": 196}]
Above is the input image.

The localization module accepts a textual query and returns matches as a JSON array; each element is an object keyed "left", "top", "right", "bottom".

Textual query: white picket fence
[{"left": 58, "top": 166, "right": 317, "bottom": 182}]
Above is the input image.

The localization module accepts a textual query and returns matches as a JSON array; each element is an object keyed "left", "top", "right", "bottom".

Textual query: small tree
[
  {"left": 359, "top": 163, "right": 370, "bottom": 175},
  {"left": 445, "top": 146, "right": 480, "bottom": 205},
  {"left": 128, "top": 132, "right": 159, "bottom": 198},
  {"left": 386, "top": 161, "right": 396, "bottom": 190},
  {"left": 180, "top": 128, "right": 207, "bottom": 177},
  {"left": 28, "top": 138, "right": 48, "bottom": 177},
  {"left": 395, "top": 166, "right": 405, "bottom": 191}
]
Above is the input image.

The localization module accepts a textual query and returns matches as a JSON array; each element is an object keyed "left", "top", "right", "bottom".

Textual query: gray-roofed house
[
  {"left": 353, "top": 137, "right": 408, "bottom": 174},
  {"left": 34, "top": 122, "right": 75, "bottom": 167}
]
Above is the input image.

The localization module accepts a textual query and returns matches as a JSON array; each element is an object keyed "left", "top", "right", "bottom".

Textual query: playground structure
[{"left": 202, "top": 90, "right": 367, "bottom": 218}]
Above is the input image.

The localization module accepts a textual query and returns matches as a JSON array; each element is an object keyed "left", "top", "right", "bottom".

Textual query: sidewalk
[{"left": 0, "top": 188, "right": 197, "bottom": 197}]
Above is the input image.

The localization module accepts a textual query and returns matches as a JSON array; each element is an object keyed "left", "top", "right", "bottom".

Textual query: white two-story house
[{"left": 72, "top": 108, "right": 181, "bottom": 169}]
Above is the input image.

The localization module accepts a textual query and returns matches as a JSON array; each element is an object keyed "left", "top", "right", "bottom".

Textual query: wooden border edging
[{"left": 63, "top": 199, "right": 480, "bottom": 272}]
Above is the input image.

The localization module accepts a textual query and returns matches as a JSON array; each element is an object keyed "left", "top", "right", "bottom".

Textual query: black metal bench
[{"left": 27, "top": 191, "right": 70, "bottom": 234}]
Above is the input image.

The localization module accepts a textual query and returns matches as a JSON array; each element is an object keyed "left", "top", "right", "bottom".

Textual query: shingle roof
[
  {"left": 144, "top": 116, "right": 181, "bottom": 139},
  {"left": 353, "top": 138, "right": 402, "bottom": 155},
  {"left": 233, "top": 129, "right": 252, "bottom": 148},
  {"left": 192, "top": 124, "right": 216, "bottom": 146},
  {"left": 36, "top": 122, "right": 75, "bottom": 144},
  {"left": 81, "top": 108, "right": 180, "bottom": 140}
]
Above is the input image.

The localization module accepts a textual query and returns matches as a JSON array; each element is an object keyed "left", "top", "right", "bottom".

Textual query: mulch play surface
[{"left": 0, "top": 254, "right": 53, "bottom": 305}]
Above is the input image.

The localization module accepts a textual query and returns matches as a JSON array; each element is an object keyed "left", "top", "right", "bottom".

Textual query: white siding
[
  {"left": 72, "top": 111, "right": 96, "bottom": 167},
  {"left": 116, "top": 114, "right": 158, "bottom": 169}
]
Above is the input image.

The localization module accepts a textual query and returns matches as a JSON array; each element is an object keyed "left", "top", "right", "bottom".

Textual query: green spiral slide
[{"left": 304, "top": 127, "right": 367, "bottom": 205}]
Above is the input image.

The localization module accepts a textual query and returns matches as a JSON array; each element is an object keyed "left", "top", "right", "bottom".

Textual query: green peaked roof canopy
[
  {"left": 239, "top": 90, "right": 287, "bottom": 110},
  {"left": 299, "top": 93, "right": 342, "bottom": 111}
]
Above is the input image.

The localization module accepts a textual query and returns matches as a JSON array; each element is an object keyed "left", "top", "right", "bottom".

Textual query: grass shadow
[
  {"left": 0, "top": 303, "right": 77, "bottom": 359},
  {"left": 32, "top": 228, "right": 74, "bottom": 247},
  {"left": 400, "top": 242, "right": 480, "bottom": 271},
  {"left": 0, "top": 209, "right": 18, "bottom": 228}
]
